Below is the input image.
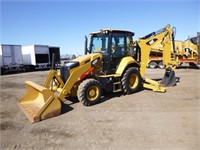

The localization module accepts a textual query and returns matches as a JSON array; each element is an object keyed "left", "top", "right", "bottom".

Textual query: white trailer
[
  {"left": 22, "top": 45, "right": 50, "bottom": 70},
  {"left": 0, "top": 44, "right": 24, "bottom": 74}
]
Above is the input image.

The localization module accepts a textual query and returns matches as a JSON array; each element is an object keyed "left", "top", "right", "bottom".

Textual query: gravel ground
[{"left": 0, "top": 68, "right": 199, "bottom": 150}]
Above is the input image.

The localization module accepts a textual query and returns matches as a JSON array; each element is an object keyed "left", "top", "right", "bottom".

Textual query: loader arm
[
  {"left": 43, "top": 53, "right": 101, "bottom": 100},
  {"left": 43, "top": 70, "right": 65, "bottom": 89},
  {"left": 18, "top": 53, "right": 101, "bottom": 123},
  {"left": 57, "top": 62, "right": 92, "bottom": 100}
]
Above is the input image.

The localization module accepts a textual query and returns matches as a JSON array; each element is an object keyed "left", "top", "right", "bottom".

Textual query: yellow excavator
[{"left": 18, "top": 24, "right": 178, "bottom": 123}]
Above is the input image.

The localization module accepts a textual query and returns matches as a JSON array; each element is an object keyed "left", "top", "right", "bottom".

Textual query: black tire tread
[
  {"left": 121, "top": 67, "right": 141, "bottom": 94},
  {"left": 77, "top": 79, "right": 101, "bottom": 106}
]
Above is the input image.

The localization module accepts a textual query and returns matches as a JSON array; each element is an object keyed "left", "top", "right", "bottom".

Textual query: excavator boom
[{"left": 135, "top": 24, "right": 178, "bottom": 87}]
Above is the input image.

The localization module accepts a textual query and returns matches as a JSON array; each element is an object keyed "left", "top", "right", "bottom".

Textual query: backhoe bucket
[
  {"left": 160, "top": 68, "right": 176, "bottom": 87},
  {"left": 18, "top": 81, "right": 61, "bottom": 123}
]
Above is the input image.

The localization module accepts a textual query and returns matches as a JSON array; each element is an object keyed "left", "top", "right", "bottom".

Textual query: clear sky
[{"left": 1, "top": 0, "right": 199, "bottom": 55}]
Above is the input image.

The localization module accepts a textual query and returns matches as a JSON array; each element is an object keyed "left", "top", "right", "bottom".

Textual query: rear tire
[
  {"left": 77, "top": 79, "right": 102, "bottom": 106},
  {"left": 149, "top": 61, "right": 157, "bottom": 69},
  {"left": 121, "top": 67, "right": 142, "bottom": 94}
]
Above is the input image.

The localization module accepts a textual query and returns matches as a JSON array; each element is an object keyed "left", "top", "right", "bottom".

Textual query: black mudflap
[{"left": 160, "top": 68, "right": 176, "bottom": 87}]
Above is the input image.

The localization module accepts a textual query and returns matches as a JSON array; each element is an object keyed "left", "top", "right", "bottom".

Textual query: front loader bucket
[
  {"left": 160, "top": 68, "right": 176, "bottom": 87},
  {"left": 18, "top": 81, "right": 61, "bottom": 123}
]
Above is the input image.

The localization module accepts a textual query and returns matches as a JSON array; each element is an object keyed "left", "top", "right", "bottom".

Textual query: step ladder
[{"left": 113, "top": 78, "right": 122, "bottom": 92}]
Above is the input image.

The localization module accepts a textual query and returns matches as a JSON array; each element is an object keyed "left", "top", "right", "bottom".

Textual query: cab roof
[{"left": 90, "top": 29, "right": 134, "bottom": 36}]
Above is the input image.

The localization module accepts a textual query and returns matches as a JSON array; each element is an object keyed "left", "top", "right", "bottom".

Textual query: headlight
[{"left": 92, "top": 58, "right": 99, "bottom": 65}]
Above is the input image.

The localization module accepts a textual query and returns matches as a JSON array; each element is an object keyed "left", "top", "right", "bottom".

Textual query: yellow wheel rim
[
  {"left": 86, "top": 86, "right": 99, "bottom": 101},
  {"left": 129, "top": 74, "right": 138, "bottom": 89}
]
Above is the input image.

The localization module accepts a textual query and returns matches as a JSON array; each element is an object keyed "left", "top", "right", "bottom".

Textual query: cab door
[{"left": 109, "top": 33, "right": 127, "bottom": 73}]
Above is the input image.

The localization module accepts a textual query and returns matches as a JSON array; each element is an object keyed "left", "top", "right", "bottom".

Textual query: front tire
[
  {"left": 77, "top": 79, "right": 102, "bottom": 106},
  {"left": 121, "top": 67, "right": 142, "bottom": 94}
]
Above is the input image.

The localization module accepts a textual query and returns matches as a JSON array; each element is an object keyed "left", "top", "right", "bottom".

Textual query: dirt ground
[{"left": 0, "top": 68, "right": 199, "bottom": 150}]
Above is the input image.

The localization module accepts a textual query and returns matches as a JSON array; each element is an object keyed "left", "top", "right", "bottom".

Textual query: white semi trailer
[
  {"left": 22, "top": 45, "right": 51, "bottom": 71},
  {"left": 0, "top": 44, "right": 24, "bottom": 74},
  {"left": 1, "top": 44, "right": 61, "bottom": 74}
]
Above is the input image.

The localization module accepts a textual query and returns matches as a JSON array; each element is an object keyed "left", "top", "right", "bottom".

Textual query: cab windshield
[{"left": 90, "top": 34, "right": 109, "bottom": 53}]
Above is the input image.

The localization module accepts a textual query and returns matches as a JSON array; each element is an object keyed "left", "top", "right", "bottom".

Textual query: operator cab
[{"left": 88, "top": 29, "right": 136, "bottom": 74}]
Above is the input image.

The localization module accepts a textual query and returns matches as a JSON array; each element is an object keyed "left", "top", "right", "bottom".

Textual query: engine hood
[{"left": 73, "top": 53, "right": 102, "bottom": 66}]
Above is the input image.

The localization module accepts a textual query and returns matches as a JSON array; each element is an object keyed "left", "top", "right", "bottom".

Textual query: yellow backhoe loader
[
  {"left": 18, "top": 24, "right": 178, "bottom": 123},
  {"left": 148, "top": 34, "right": 199, "bottom": 68}
]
